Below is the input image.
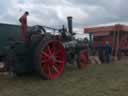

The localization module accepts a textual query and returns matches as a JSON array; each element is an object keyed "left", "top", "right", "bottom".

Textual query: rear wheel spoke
[
  {"left": 55, "top": 59, "right": 64, "bottom": 64},
  {"left": 47, "top": 46, "right": 52, "bottom": 55},
  {"left": 55, "top": 51, "right": 62, "bottom": 56},
  {"left": 52, "top": 65, "right": 59, "bottom": 73},
  {"left": 41, "top": 51, "right": 49, "bottom": 57}
]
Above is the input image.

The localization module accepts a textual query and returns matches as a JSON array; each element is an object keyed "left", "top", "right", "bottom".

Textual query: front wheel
[{"left": 77, "top": 50, "right": 88, "bottom": 69}]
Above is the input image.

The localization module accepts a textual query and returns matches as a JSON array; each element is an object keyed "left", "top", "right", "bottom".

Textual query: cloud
[{"left": 0, "top": 0, "right": 128, "bottom": 32}]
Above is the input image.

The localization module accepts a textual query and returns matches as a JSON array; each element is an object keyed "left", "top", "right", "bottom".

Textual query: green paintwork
[{"left": 0, "top": 23, "right": 22, "bottom": 55}]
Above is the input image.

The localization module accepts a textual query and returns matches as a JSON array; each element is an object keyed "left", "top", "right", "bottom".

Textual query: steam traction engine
[{"left": 0, "top": 17, "right": 89, "bottom": 80}]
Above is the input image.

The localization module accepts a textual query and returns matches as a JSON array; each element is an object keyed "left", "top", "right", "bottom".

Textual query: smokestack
[{"left": 67, "top": 16, "right": 73, "bottom": 34}]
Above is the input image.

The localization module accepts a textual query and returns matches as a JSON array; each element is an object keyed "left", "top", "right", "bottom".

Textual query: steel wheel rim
[{"left": 40, "top": 40, "right": 66, "bottom": 79}]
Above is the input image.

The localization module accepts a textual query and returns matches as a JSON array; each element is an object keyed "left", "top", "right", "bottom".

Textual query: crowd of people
[
  {"left": 89, "top": 41, "right": 112, "bottom": 64},
  {"left": 97, "top": 41, "right": 112, "bottom": 64}
]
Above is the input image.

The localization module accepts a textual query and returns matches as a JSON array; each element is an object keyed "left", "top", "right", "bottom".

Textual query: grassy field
[{"left": 1, "top": 63, "right": 128, "bottom": 96}]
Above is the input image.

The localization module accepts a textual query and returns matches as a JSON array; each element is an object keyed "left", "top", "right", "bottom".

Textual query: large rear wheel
[{"left": 36, "top": 39, "right": 66, "bottom": 80}]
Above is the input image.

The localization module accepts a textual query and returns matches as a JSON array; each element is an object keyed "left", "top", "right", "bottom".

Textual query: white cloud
[
  {"left": 0, "top": 0, "right": 128, "bottom": 33},
  {"left": 56, "top": 6, "right": 88, "bottom": 20}
]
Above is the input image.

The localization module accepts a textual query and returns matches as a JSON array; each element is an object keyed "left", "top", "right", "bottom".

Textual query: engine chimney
[{"left": 67, "top": 16, "right": 73, "bottom": 35}]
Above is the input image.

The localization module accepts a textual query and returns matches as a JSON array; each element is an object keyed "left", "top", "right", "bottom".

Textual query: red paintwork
[
  {"left": 20, "top": 14, "right": 28, "bottom": 42},
  {"left": 78, "top": 50, "right": 88, "bottom": 69},
  {"left": 84, "top": 24, "right": 128, "bottom": 51}
]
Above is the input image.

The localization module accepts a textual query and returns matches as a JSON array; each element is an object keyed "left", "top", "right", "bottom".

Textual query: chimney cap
[{"left": 67, "top": 16, "right": 72, "bottom": 19}]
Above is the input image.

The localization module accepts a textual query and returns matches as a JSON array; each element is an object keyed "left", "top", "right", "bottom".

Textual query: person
[
  {"left": 97, "top": 41, "right": 104, "bottom": 63},
  {"left": 105, "top": 41, "right": 112, "bottom": 64},
  {"left": 19, "top": 11, "right": 29, "bottom": 42}
]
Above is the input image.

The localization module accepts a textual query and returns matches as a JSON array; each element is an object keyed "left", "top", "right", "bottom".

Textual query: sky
[{"left": 0, "top": 0, "right": 128, "bottom": 32}]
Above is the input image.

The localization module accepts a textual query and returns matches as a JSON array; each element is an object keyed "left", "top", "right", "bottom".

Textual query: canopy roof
[{"left": 84, "top": 24, "right": 128, "bottom": 34}]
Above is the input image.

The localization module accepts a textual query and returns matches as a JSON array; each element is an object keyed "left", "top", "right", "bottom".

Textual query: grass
[{"left": 1, "top": 63, "right": 128, "bottom": 96}]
